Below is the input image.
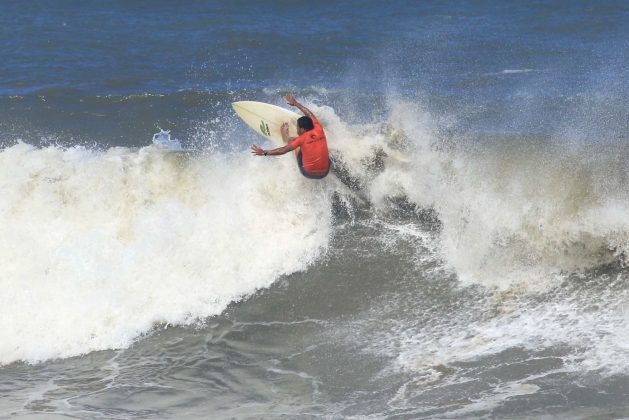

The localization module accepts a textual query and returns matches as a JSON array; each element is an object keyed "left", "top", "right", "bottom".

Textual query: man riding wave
[{"left": 251, "top": 95, "right": 330, "bottom": 179}]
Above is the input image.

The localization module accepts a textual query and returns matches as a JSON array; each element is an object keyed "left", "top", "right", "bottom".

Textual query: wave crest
[{"left": 0, "top": 142, "right": 332, "bottom": 364}]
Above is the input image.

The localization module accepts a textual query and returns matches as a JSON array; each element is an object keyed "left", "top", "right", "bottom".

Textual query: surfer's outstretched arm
[
  {"left": 251, "top": 122, "right": 296, "bottom": 156},
  {"left": 284, "top": 95, "right": 316, "bottom": 120},
  {"left": 251, "top": 143, "right": 294, "bottom": 156}
]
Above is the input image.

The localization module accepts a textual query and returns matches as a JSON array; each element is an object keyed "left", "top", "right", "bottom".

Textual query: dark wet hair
[{"left": 297, "top": 116, "right": 314, "bottom": 131}]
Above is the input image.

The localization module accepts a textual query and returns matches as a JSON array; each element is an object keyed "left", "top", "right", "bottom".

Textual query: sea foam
[{"left": 0, "top": 142, "right": 332, "bottom": 364}]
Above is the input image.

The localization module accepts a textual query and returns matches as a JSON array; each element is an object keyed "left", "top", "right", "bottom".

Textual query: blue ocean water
[
  {"left": 2, "top": 0, "right": 627, "bottom": 144},
  {"left": 1, "top": 1, "right": 629, "bottom": 418}
]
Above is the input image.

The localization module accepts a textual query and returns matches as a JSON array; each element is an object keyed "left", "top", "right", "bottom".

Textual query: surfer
[{"left": 251, "top": 95, "right": 330, "bottom": 179}]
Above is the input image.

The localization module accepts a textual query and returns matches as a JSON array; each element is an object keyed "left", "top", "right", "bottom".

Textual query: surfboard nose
[{"left": 232, "top": 100, "right": 301, "bottom": 145}]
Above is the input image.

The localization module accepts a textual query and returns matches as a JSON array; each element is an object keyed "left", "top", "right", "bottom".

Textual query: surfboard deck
[{"left": 232, "top": 101, "right": 300, "bottom": 146}]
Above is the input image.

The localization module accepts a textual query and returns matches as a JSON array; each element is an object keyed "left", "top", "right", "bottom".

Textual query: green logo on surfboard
[{"left": 260, "top": 120, "right": 270, "bottom": 136}]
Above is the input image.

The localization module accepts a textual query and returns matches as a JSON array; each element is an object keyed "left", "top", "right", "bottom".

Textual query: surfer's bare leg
[
  {"left": 280, "top": 122, "right": 293, "bottom": 144},
  {"left": 280, "top": 122, "right": 300, "bottom": 157},
  {"left": 251, "top": 122, "right": 297, "bottom": 157}
]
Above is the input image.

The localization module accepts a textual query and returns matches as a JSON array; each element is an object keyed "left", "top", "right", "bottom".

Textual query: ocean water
[{"left": 1, "top": 1, "right": 629, "bottom": 418}]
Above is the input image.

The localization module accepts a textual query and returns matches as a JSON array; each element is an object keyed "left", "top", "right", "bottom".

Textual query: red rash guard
[{"left": 289, "top": 116, "right": 330, "bottom": 174}]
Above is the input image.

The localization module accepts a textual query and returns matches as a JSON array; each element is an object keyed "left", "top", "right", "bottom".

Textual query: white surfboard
[
  {"left": 232, "top": 101, "right": 300, "bottom": 146},
  {"left": 233, "top": 100, "right": 411, "bottom": 166}
]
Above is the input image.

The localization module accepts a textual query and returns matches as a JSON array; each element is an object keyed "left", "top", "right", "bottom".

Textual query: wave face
[
  {"left": 0, "top": 143, "right": 331, "bottom": 364},
  {"left": 1, "top": 97, "right": 629, "bottom": 420},
  {"left": 312, "top": 100, "right": 629, "bottom": 288},
  {"left": 2, "top": 97, "right": 629, "bottom": 366}
]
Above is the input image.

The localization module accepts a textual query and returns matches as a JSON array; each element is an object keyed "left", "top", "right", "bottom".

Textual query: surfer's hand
[
  {"left": 251, "top": 144, "right": 265, "bottom": 156},
  {"left": 284, "top": 95, "right": 298, "bottom": 106}
]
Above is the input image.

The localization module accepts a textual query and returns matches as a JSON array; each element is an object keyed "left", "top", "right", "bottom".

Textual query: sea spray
[
  {"left": 2, "top": 99, "right": 628, "bottom": 365},
  {"left": 339, "top": 100, "right": 629, "bottom": 288}
]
